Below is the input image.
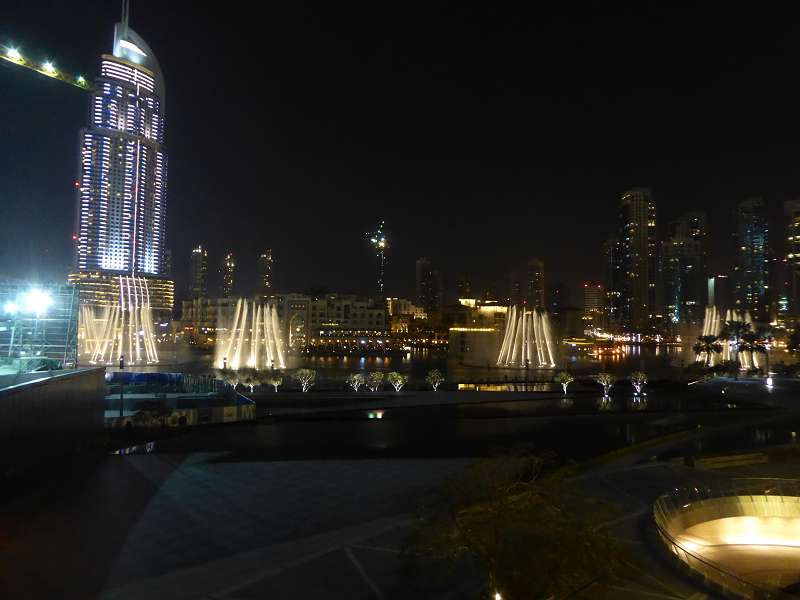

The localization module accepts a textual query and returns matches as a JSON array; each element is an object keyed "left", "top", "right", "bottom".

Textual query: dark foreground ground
[{"left": 1, "top": 377, "right": 798, "bottom": 599}]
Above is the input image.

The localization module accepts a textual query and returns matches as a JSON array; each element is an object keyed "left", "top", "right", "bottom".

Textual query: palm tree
[{"left": 693, "top": 335, "right": 722, "bottom": 368}]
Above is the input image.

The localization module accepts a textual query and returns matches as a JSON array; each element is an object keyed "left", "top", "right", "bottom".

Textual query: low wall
[
  {"left": 0, "top": 367, "right": 107, "bottom": 475},
  {"left": 654, "top": 480, "right": 800, "bottom": 599}
]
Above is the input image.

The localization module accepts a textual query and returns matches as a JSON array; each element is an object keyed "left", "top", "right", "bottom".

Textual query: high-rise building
[
  {"left": 733, "top": 198, "right": 769, "bottom": 322},
  {"left": 660, "top": 212, "right": 708, "bottom": 326},
  {"left": 68, "top": 10, "right": 172, "bottom": 364},
  {"left": 615, "top": 188, "right": 657, "bottom": 331},
  {"left": 784, "top": 201, "right": 800, "bottom": 318},
  {"left": 221, "top": 252, "right": 236, "bottom": 298},
  {"left": 583, "top": 283, "right": 606, "bottom": 330},
  {"left": 257, "top": 250, "right": 273, "bottom": 298},
  {"left": 603, "top": 237, "right": 622, "bottom": 327},
  {"left": 189, "top": 245, "right": 208, "bottom": 299},
  {"left": 416, "top": 257, "right": 443, "bottom": 319},
  {"left": 74, "top": 16, "right": 167, "bottom": 278},
  {"left": 526, "top": 258, "right": 545, "bottom": 310}
]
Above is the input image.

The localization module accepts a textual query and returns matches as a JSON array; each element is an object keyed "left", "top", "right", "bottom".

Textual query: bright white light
[
  {"left": 495, "top": 593, "right": 502, "bottom": 600},
  {"left": 42, "top": 61, "right": 56, "bottom": 74},
  {"left": 767, "top": 377, "right": 774, "bottom": 388},
  {"left": 76, "top": 75, "right": 86, "bottom": 84},
  {"left": 119, "top": 39, "right": 147, "bottom": 57},
  {"left": 7, "top": 48, "right": 21, "bottom": 61},
  {"left": 4, "top": 301, "right": 19, "bottom": 315},
  {"left": 24, "top": 289, "right": 52, "bottom": 315}
]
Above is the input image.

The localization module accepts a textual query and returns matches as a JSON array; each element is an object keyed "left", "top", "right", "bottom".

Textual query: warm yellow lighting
[{"left": 449, "top": 327, "right": 495, "bottom": 332}]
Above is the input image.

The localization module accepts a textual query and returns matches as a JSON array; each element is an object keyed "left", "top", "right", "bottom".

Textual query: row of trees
[
  {"left": 554, "top": 371, "right": 647, "bottom": 396},
  {"left": 215, "top": 367, "right": 446, "bottom": 393},
  {"left": 692, "top": 319, "right": 773, "bottom": 371}
]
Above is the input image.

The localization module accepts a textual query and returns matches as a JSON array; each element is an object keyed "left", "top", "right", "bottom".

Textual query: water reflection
[{"left": 457, "top": 383, "right": 554, "bottom": 392}]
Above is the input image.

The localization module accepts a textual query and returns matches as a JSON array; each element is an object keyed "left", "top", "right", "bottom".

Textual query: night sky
[{"left": 2, "top": 3, "right": 800, "bottom": 303}]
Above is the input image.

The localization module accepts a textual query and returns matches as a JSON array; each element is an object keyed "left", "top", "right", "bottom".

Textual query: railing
[{"left": 654, "top": 478, "right": 800, "bottom": 599}]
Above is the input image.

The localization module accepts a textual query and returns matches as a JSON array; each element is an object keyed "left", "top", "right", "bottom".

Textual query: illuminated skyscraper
[
  {"left": 74, "top": 11, "right": 167, "bottom": 277},
  {"left": 189, "top": 245, "right": 208, "bottom": 299},
  {"left": 616, "top": 188, "right": 657, "bottom": 331},
  {"left": 221, "top": 252, "right": 236, "bottom": 298},
  {"left": 734, "top": 198, "right": 770, "bottom": 321},
  {"left": 257, "top": 249, "right": 273, "bottom": 298},
  {"left": 69, "top": 7, "right": 172, "bottom": 364},
  {"left": 660, "top": 212, "right": 707, "bottom": 326}
]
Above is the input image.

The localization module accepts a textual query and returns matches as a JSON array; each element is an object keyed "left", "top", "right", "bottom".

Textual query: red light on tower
[
  {"left": 72, "top": 234, "right": 78, "bottom": 241},
  {"left": 74, "top": 181, "right": 80, "bottom": 188}
]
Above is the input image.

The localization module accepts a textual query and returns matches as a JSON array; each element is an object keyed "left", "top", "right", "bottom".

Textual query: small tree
[
  {"left": 596, "top": 372, "right": 614, "bottom": 396},
  {"left": 346, "top": 372, "right": 366, "bottom": 392},
  {"left": 238, "top": 367, "right": 259, "bottom": 393},
  {"left": 294, "top": 368, "right": 316, "bottom": 393},
  {"left": 629, "top": 371, "right": 647, "bottom": 394},
  {"left": 261, "top": 371, "right": 283, "bottom": 392},
  {"left": 387, "top": 371, "right": 408, "bottom": 392},
  {"left": 554, "top": 371, "right": 574, "bottom": 395},
  {"left": 367, "top": 372, "right": 385, "bottom": 392},
  {"left": 426, "top": 369, "right": 445, "bottom": 391}
]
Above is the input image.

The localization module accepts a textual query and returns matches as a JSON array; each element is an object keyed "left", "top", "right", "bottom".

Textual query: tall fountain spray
[
  {"left": 496, "top": 305, "right": 556, "bottom": 367},
  {"left": 214, "top": 298, "right": 286, "bottom": 370},
  {"left": 696, "top": 307, "right": 757, "bottom": 368},
  {"left": 78, "top": 275, "right": 160, "bottom": 364}
]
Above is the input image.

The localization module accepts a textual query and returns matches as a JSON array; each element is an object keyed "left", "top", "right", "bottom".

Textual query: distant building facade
[
  {"left": 660, "top": 212, "right": 708, "bottom": 326},
  {"left": 257, "top": 250, "right": 273, "bottom": 298},
  {"left": 415, "top": 258, "right": 444, "bottom": 319},
  {"left": 733, "top": 198, "right": 769, "bottom": 321},
  {"left": 615, "top": 188, "right": 657, "bottom": 331},
  {"left": 221, "top": 252, "right": 235, "bottom": 298},
  {"left": 189, "top": 245, "right": 208, "bottom": 299}
]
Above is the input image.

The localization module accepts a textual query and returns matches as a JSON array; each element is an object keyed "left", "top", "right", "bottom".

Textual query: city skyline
[{"left": 4, "top": 5, "right": 800, "bottom": 301}]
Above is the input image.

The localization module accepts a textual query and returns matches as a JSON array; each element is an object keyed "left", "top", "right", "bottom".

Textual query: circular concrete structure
[{"left": 655, "top": 483, "right": 800, "bottom": 597}]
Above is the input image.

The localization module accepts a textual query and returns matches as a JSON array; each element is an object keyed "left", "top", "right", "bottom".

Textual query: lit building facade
[
  {"left": 74, "top": 22, "right": 167, "bottom": 277},
  {"left": 660, "top": 212, "right": 707, "bottom": 326},
  {"left": 70, "top": 16, "right": 174, "bottom": 362},
  {"left": 526, "top": 258, "right": 545, "bottom": 310},
  {"left": 616, "top": 188, "right": 657, "bottom": 331},
  {"left": 189, "top": 245, "right": 208, "bottom": 299},
  {"left": 257, "top": 249, "right": 273, "bottom": 298},
  {"left": 221, "top": 252, "right": 235, "bottom": 298},
  {"left": 734, "top": 198, "right": 769, "bottom": 322},
  {"left": 784, "top": 201, "right": 800, "bottom": 318}
]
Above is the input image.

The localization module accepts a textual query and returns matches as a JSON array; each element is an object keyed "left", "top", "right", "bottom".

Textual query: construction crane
[{"left": 0, "top": 43, "right": 93, "bottom": 91}]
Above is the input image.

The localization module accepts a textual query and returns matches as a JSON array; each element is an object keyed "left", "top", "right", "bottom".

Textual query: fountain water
[
  {"left": 214, "top": 298, "right": 286, "bottom": 370},
  {"left": 696, "top": 307, "right": 758, "bottom": 368},
  {"left": 79, "top": 275, "right": 160, "bottom": 364},
  {"left": 496, "top": 305, "right": 556, "bottom": 367}
]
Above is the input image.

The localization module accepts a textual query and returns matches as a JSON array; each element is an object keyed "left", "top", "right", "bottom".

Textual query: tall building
[
  {"left": 189, "top": 245, "right": 208, "bottom": 299},
  {"left": 583, "top": 282, "right": 606, "bottom": 330},
  {"left": 615, "top": 188, "right": 657, "bottom": 331},
  {"left": 68, "top": 10, "right": 173, "bottom": 364},
  {"left": 416, "top": 257, "right": 444, "bottom": 319},
  {"left": 456, "top": 276, "right": 473, "bottom": 299},
  {"left": 784, "top": 201, "right": 800, "bottom": 318},
  {"left": 603, "top": 237, "right": 622, "bottom": 327},
  {"left": 257, "top": 249, "right": 273, "bottom": 298},
  {"left": 526, "top": 258, "right": 545, "bottom": 310},
  {"left": 221, "top": 252, "right": 236, "bottom": 298},
  {"left": 733, "top": 198, "right": 769, "bottom": 322},
  {"left": 660, "top": 212, "right": 708, "bottom": 326},
  {"left": 74, "top": 16, "right": 167, "bottom": 278}
]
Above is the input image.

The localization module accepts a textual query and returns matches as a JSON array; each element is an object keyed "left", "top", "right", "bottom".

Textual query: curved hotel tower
[{"left": 70, "top": 13, "right": 173, "bottom": 364}]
